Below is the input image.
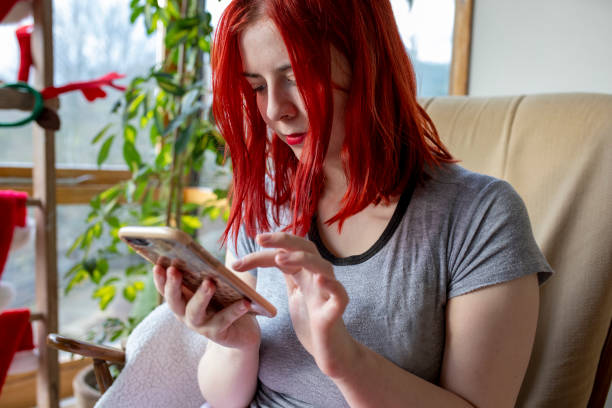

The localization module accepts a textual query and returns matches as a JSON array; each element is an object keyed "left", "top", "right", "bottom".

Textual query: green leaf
[
  {"left": 91, "top": 268, "right": 102, "bottom": 284},
  {"left": 141, "top": 215, "right": 164, "bottom": 226},
  {"left": 124, "top": 124, "right": 137, "bottom": 144},
  {"left": 198, "top": 37, "right": 210, "bottom": 52},
  {"left": 174, "top": 124, "right": 192, "bottom": 154},
  {"left": 110, "top": 330, "right": 125, "bottom": 342},
  {"left": 111, "top": 100, "right": 122, "bottom": 113},
  {"left": 126, "top": 264, "right": 149, "bottom": 276},
  {"left": 65, "top": 269, "right": 88, "bottom": 295},
  {"left": 64, "top": 262, "right": 82, "bottom": 279},
  {"left": 83, "top": 258, "right": 97, "bottom": 273},
  {"left": 213, "top": 188, "right": 228, "bottom": 199},
  {"left": 133, "top": 281, "right": 145, "bottom": 291},
  {"left": 133, "top": 179, "right": 148, "bottom": 202},
  {"left": 92, "top": 124, "right": 113, "bottom": 145},
  {"left": 66, "top": 234, "right": 84, "bottom": 256},
  {"left": 144, "top": 2, "right": 153, "bottom": 33},
  {"left": 89, "top": 194, "right": 101, "bottom": 210},
  {"left": 127, "top": 93, "right": 146, "bottom": 116},
  {"left": 123, "top": 285, "right": 137, "bottom": 302},
  {"left": 130, "top": 5, "right": 144, "bottom": 23},
  {"left": 98, "top": 258, "right": 109, "bottom": 275},
  {"left": 97, "top": 135, "right": 115, "bottom": 167},
  {"left": 166, "top": 0, "right": 180, "bottom": 18},
  {"left": 103, "top": 277, "right": 120, "bottom": 286},
  {"left": 181, "top": 215, "right": 202, "bottom": 229},
  {"left": 209, "top": 206, "right": 221, "bottom": 220},
  {"left": 106, "top": 216, "right": 121, "bottom": 229},
  {"left": 93, "top": 285, "right": 116, "bottom": 310},
  {"left": 126, "top": 180, "right": 136, "bottom": 202},
  {"left": 86, "top": 211, "right": 98, "bottom": 223},
  {"left": 123, "top": 141, "right": 142, "bottom": 172},
  {"left": 100, "top": 184, "right": 123, "bottom": 203},
  {"left": 93, "top": 222, "right": 103, "bottom": 238},
  {"left": 155, "top": 143, "right": 172, "bottom": 169}
]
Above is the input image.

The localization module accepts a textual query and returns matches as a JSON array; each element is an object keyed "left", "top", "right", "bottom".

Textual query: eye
[
  {"left": 252, "top": 84, "right": 266, "bottom": 94},
  {"left": 286, "top": 74, "right": 296, "bottom": 85}
]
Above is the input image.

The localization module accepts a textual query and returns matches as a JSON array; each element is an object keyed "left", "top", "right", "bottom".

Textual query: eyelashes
[{"left": 251, "top": 77, "right": 296, "bottom": 94}]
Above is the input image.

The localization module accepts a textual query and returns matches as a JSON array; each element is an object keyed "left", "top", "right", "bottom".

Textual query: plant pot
[{"left": 72, "top": 365, "right": 101, "bottom": 408}]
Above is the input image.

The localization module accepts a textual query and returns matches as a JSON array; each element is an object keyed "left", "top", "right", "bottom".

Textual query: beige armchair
[{"left": 50, "top": 93, "right": 612, "bottom": 407}]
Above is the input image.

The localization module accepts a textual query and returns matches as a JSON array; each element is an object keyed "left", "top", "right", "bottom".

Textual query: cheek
[{"left": 255, "top": 94, "right": 270, "bottom": 124}]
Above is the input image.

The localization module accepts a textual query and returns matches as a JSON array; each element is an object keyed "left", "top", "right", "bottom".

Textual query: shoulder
[
  {"left": 424, "top": 164, "right": 517, "bottom": 200},
  {"left": 414, "top": 164, "right": 525, "bottom": 219}
]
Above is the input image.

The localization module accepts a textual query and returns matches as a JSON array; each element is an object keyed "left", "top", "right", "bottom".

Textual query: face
[{"left": 239, "top": 18, "right": 350, "bottom": 161}]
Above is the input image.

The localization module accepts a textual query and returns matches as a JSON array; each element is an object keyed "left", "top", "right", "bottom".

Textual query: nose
[{"left": 266, "top": 84, "right": 296, "bottom": 122}]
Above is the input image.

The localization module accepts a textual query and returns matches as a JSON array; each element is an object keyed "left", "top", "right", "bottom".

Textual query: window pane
[
  {"left": 207, "top": 0, "right": 455, "bottom": 98},
  {"left": 3, "top": 205, "right": 131, "bottom": 338},
  {"left": 391, "top": 0, "right": 455, "bottom": 97},
  {"left": 0, "top": 20, "right": 34, "bottom": 161},
  {"left": 0, "top": 0, "right": 158, "bottom": 167}
]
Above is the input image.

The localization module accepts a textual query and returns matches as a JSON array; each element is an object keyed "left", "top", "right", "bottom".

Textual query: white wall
[{"left": 468, "top": 0, "right": 612, "bottom": 96}]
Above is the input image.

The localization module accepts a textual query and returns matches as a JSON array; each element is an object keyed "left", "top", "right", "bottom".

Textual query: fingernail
[
  {"left": 258, "top": 234, "right": 270, "bottom": 244},
  {"left": 276, "top": 252, "right": 289, "bottom": 262},
  {"left": 232, "top": 260, "right": 243, "bottom": 269},
  {"left": 240, "top": 301, "right": 249, "bottom": 312}
]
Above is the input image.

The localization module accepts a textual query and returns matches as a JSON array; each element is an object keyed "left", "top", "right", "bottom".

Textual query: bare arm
[
  {"left": 153, "top": 249, "right": 261, "bottom": 408},
  {"left": 197, "top": 250, "right": 260, "bottom": 407},
  {"left": 233, "top": 232, "right": 540, "bottom": 407},
  {"left": 333, "top": 274, "right": 539, "bottom": 408}
]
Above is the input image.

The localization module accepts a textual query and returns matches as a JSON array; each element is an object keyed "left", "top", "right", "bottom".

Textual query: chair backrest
[{"left": 421, "top": 93, "right": 612, "bottom": 408}]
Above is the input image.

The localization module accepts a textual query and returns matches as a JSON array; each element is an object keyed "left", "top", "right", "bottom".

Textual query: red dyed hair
[{"left": 212, "top": 0, "right": 453, "bottom": 246}]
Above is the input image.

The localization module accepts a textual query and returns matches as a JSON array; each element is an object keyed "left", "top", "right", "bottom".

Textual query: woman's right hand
[{"left": 153, "top": 264, "right": 261, "bottom": 350}]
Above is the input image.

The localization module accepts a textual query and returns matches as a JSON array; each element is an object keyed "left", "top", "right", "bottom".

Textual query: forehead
[{"left": 239, "top": 18, "right": 291, "bottom": 73}]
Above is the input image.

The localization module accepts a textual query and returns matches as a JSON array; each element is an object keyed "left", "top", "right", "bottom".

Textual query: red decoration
[
  {"left": 40, "top": 72, "right": 126, "bottom": 102},
  {"left": 0, "top": 190, "right": 27, "bottom": 278},
  {"left": 0, "top": 309, "right": 35, "bottom": 392},
  {"left": 0, "top": 0, "right": 22, "bottom": 23},
  {"left": 15, "top": 24, "right": 33, "bottom": 82}
]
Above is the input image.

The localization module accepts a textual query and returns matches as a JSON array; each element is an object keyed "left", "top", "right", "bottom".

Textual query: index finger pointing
[{"left": 256, "top": 232, "right": 317, "bottom": 253}]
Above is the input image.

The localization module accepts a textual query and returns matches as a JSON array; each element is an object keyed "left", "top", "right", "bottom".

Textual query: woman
[{"left": 153, "top": 1, "right": 552, "bottom": 407}]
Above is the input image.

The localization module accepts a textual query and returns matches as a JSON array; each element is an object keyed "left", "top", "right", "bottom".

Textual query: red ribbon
[
  {"left": 41, "top": 72, "right": 127, "bottom": 101},
  {"left": 15, "top": 24, "right": 126, "bottom": 102},
  {"left": 16, "top": 24, "right": 33, "bottom": 83}
]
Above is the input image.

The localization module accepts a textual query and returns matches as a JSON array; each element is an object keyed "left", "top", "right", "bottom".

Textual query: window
[
  {"left": 0, "top": 0, "right": 159, "bottom": 338},
  {"left": 207, "top": 0, "right": 456, "bottom": 97}
]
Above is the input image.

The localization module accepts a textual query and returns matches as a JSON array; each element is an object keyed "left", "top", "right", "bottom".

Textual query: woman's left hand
[{"left": 231, "top": 232, "right": 358, "bottom": 379}]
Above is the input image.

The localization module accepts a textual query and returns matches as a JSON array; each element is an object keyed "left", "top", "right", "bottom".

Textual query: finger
[
  {"left": 256, "top": 232, "right": 318, "bottom": 253},
  {"left": 164, "top": 266, "right": 186, "bottom": 317},
  {"left": 152, "top": 264, "right": 167, "bottom": 295},
  {"left": 275, "top": 250, "right": 333, "bottom": 277},
  {"left": 231, "top": 250, "right": 278, "bottom": 271},
  {"left": 203, "top": 299, "right": 250, "bottom": 335},
  {"left": 316, "top": 274, "right": 349, "bottom": 312},
  {"left": 184, "top": 279, "right": 215, "bottom": 326},
  {"left": 281, "top": 272, "right": 299, "bottom": 293}
]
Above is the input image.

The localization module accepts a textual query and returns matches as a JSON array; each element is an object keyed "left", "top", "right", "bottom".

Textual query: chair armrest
[{"left": 47, "top": 333, "right": 125, "bottom": 364}]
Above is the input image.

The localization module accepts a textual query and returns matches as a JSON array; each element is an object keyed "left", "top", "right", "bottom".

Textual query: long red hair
[{"left": 212, "top": 0, "right": 453, "bottom": 246}]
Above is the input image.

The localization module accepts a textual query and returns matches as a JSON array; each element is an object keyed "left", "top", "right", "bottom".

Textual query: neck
[{"left": 321, "top": 156, "right": 348, "bottom": 202}]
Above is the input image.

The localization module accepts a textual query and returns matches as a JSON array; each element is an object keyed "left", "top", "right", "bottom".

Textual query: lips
[{"left": 285, "top": 132, "right": 307, "bottom": 146}]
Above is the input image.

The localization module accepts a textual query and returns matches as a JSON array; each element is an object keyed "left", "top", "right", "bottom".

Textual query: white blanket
[{"left": 95, "top": 303, "right": 208, "bottom": 408}]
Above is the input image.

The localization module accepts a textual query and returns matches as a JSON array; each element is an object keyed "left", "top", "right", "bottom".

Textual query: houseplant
[{"left": 65, "top": 0, "right": 230, "bottom": 346}]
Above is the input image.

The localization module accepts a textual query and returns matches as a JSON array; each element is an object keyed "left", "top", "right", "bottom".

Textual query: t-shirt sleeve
[
  {"left": 226, "top": 224, "right": 259, "bottom": 277},
  {"left": 448, "top": 179, "right": 553, "bottom": 298}
]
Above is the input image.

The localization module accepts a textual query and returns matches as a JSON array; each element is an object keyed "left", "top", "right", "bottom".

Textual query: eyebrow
[{"left": 242, "top": 63, "right": 293, "bottom": 78}]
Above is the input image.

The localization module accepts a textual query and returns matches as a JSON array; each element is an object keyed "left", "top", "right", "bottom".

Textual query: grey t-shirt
[{"left": 228, "top": 164, "right": 553, "bottom": 408}]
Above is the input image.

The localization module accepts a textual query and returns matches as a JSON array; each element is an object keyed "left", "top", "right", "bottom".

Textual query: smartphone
[{"left": 118, "top": 226, "right": 276, "bottom": 318}]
